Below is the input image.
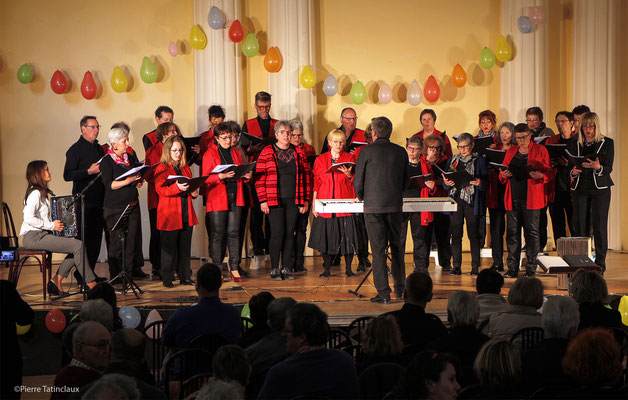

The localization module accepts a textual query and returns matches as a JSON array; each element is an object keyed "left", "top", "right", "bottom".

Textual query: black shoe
[
  {"left": 95, "top": 275, "right": 108, "bottom": 282},
  {"left": 163, "top": 282, "right": 174, "bottom": 288},
  {"left": 237, "top": 266, "right": 249, "bottom": 277},
  {"left": 490, "top": 264, "right": 505, "bottom": 272},
  {"left": 470, "top": 270, "right": 479, "bottom": 276},
  {"left": 270, "top": 268, "right": 281, "bottom": 280},
  {"left": 503, "top": 270, "right": 518, "bottom": 278},
  {"left": 47, "top": 281, "right": 66, "bottom": 296},
  {"left": 132, "top": 271, "right": 149, "bottom": 279},
  {"left": 370, "top": 295, "right": 391, "bottom": 304},
  {"left": 522, "top": 272, "right": 536, "bottom": 277},
  {"left": 449, "top": 269, "right": 462, "bottom": 276},
  {"left": 441, "top": 266, "right": 452, "bottom": 272},
  {"left": 180, "top": 279, "right": 195, "bottom": 285},
  {"left": 281, "top": 268, "right": 294, "bottom": 280},
  {"left": 294, "top": 266, "right": 307, "bottom": 273},
  {"left": 357, "top": 264, "right": 366, "bottom": 272},
  {"left": 73, "top": 270, "right": 84, "bottom": 285},
  {"left": 151, "top": 273, "right": 161, "bottom": 281},
  {"left": 345, "top": 270, "right": 356, "bottom": 277},
  {"left": 319, "top": 271, "right": 331, "bottom": 278}
]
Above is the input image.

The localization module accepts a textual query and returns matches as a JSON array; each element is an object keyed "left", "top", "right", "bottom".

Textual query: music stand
[{"left": 108, "top": 201, "right": 143, "bottom": 298}]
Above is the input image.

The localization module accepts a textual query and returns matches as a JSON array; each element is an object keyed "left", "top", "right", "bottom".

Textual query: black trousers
[
  {"left": 322, "top": 253, "right": 354, "bottom": 273},
  {"left": 538, "top": 206, "right": 548, "bottom": 252},
  {"left": 239, "top": 206, "right": 249, "bottom": 258},
  {"left": 478, "top": 213, "right": 487, "bottom": 248},
  {"left": 83, "top": 205, "right": 104, "bottom": 273},
  {"left": 160, "top": 225, "right": 193, "bottom": 285},
  {"left": 573, "top": 188, "right": 611, "bottom": 270},
  {"left": 548, "top": 190, "right": 574, "bottom": 242},
  {"left": 424, "top": 212, "right": 451, "bottom": 269},
  {"left": 489, "top": 207, "right": 506, "bottom": 268},
  {"left": 291, "top": 209, "right": 310, "bottom": 270},
  {"left": 450, "top": 203, "right": 481, "bottom": 272},
  {"left": 400, "top": 212, "right": 429, "bottom": 270},
  {"left": 364, "top": 212, "right": 405, "bottom": 298},
  {"left": 506, "top": 200, "right": 540, "bottom": 274},
  {"left": 148, "top": 208, "right": 161, "bottom": 273},
  {"left": 268, "top": 199, "right": 299, "bottom": 271},
  {"left": 355, "top": 214, "right": 371, "bottom": 266},
  {"left": 104, "top": 206, "right": 140, "bottom": 276},
  {"left": 207, "top": 195, "right": 242, "bottom": 271},
  {"left": 250, "top": 186, "right": 270, "bottom": 255}
]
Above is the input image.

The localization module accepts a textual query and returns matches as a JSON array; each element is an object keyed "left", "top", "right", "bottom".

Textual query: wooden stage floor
[{"left": 5, "top": 250, "right": 627, "bottom": 321}]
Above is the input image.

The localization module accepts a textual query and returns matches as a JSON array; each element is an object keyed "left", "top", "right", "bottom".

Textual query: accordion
[{"left": 51, "top": 195, "right": 80, "bottom": 238}]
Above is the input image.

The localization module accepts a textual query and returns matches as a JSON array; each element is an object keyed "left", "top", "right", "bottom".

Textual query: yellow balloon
[
  {"left": 495, "top": 35, "right": 512, "bottom": 62},
  {"left": 16, "top": 323, "right": 31, "bottom": 335},
  {"left": 190, "top": 25, "right": 207, "bottom": 50},
  {"left": 110, "top": 66, "right": 128, "bottom": 93},
  {"left": 299, "top": 66, "right": 316, "bottom": 89}
]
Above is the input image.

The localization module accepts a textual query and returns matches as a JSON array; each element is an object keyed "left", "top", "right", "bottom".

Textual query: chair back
[
  {"left": 1, "top": 202, "right": 19, "bottom": 268},
  {"left": 347, "top": 316, "right": 374, "bottom": 344},
  {"left": 189, "top": 332, "right": 232, "bottom": 355},
  {"left": 180, "top": 372, "right": 213, "bottom": 400},
  {"left": 142, "top": 320, "right": 167, "bottom": 381},
  {"left": 510, "top": 326, "right": 544, "bottom": 352},
  {"left": 341, "top": 343, "right": 362, "bottom": 363},
  {"left": 327, "top": 328, "right": 353, "bottom": 349},
  {"left": 163, "top": 348, "right": 213, "bottom": 399},
  {"left": 359, "top": 362, "right": 403, "bottom": 400},
  {"left": 241, "top": 316, "right": 253, "bottom": 336}
]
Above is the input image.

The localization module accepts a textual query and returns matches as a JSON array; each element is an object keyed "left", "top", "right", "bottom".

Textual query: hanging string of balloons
[{"left": 13, "top": 5, "right": 544, "bottom": 103}]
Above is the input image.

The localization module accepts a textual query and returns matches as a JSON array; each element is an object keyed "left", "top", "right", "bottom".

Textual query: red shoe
[{"left": 230, "top": 271, "right": 243, "bottom": 282}]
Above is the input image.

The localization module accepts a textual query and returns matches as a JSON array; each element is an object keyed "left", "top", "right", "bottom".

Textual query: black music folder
[
  {"left": 161, "top": 175, "right": 209, "bottom": 193},
  {"left": 407, "top": 174, "right": 433, "bottom": 190},
  {"left": 545, "top": 144, "right": 567, "bottom": 160},
  {"left": 473, "top": 136, "right": 495, "bottom": 157},
  {"left": 485, "top": 148, "right": 506, "bottom": 165},
  {"left": 565, "top": 149, "right": 593, "bottom": 169},
  {"left": 488, "top": 163, "right": 534, "bottom": 180},
  {"left": 433, "top": 164, "right": 473, "bottom": 188},
  {"left": 325, "top": 162, "right": 356, "bottom": 174},
  {"left": 114, "top": 164, "right": 156, "bottom": 181},
  {"left": 347, "top": 141, "right": 367, "bottom": 153},
  {"left": 182, "top": 136, "right": 202, "bottom": 150},
  {"left": 563, "top": 254, "right": 598, "bottom": 268},
  {"left": 210, "top": 163, "right": 256, "bottom": 180},
  {"left": 242, "top": 132, "right": 277, "bottom": 146}
]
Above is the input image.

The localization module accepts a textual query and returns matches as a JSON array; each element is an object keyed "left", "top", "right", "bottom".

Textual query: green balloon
[
  {"left": 17, "top": 63, "right": 33, "bottom": 84},
  {"left": 350, "top": 80, "right": 367, "bottom": 105},
  {"left": 140, "top": 56, "right": 158, "bottom": 84},
  {"left": 479, "top": 47, "right": 495, "bottom": 69},
  {"left": 242, "top": 33, "right": 259, "bottom": 58}
]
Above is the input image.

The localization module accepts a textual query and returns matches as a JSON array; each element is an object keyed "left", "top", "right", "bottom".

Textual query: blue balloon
[
  {"left": 208, "top": 6, "right": 224, "bottom": 30},
  {"left": 119, "top": 306, "right": 141, "bottom": 329},
  {"left": 323, "top": 74, "right": 338, "bottom": 96},
  {"left": 518, "top": 16, "right": 532, "bottom": 33}
]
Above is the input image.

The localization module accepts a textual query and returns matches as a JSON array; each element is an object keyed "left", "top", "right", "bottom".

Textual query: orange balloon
[
  {"left": 81, "top": 71, "right": 97, "bottom": 100},
  {"left": 451, "top": 64, "right": 467, "bottom": 88},
  {"left": 423, "top": 75, "right": 441, "bottom": 103},
  {"left": 264, "top": 46, "right": 283, "bottom": 73}
]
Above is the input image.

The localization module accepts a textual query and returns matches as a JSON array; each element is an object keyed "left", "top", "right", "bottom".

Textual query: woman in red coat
[
  {"left": 498, "top": 124, "right": 553, "bottom": 278},
  {"left": 154, "top": 136, "right": 199, "bottom": 288},
  {"left": 202, "top": 122, "right": 252, "bottom": 282},
  {"left": 308, "top": 129, "right": 360, "bottom": 278},
  {"left": 255, "top": 120, "right": 311, "bottom": 280}
]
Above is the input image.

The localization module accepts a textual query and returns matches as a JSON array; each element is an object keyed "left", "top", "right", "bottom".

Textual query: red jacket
[
  {"left": 255, "top": 145, "right": 311, "bottom": 207},
  {"left": 245, "top": 118, "right": 278, "bottom": 162},
  {"left": 298, "top": 142, "right": 317, "bottom": 157},
  {"left": 202, "top": 145, "right": 248, "bottom": 212},
  {"left": 312, "top": 151, "right": 356, "bottom": 218},
  {"left": 413, "top": 128, "right": 453, "bottom": 161},
  {"left": 154, "top": 163, "right": 199, "bottom": 230},
  {"left": 145, "top": 142, "right": 163, "bottom": 210},
  {"left": 417, "top": 157, "right": 435, "bottom": 225},
  {"left": 198, "top": 129, "right": 214, "bottom": 157},
  {"left": 499, "top": 142, "right": 554, "bottom": 210}
]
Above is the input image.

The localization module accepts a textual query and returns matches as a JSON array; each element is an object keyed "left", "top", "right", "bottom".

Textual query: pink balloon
[
  {"left": 528, "top": 6, "right": 545, "bottom": 25},
  {"left": 168, "top": 41, "right": 178, "bottom": 57},
  {"left": 144, "top": 309, "right": 163, "bottom": 340},
  {"left": 378, "top": 83, "right": 393, "bottom": 104}
]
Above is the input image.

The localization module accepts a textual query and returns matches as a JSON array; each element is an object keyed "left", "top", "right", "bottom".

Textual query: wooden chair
[
  {"left": 162, "top": 348, "right": 213, "bottom": 399},
  {"left": 359, "top": 362, "right": 404, "bottom": 400},
  {"left": 509, "top": 326, "right": 544, "bottom": 353},
  {"left": 180, "top": 372, "right": 212, "bottom": 400},
  {"left": 188, "top": 332, "right": 232, "bottom": 355},
  {"left": 241, "top": 316, "right": 253, "bottom": 336},
  {"left": 346, "top": 316, "right": 374, "bottom": 344},
  {"left": 142, "top": 320, "right": 167, "bottom": 382},
  {"left": 327, "top": 328, "right": 353, "bottom": 349}
]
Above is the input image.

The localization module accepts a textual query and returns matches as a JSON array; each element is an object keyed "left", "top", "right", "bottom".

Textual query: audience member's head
[
  {"left": 393, "top": 351, "right": 460, "bottom": 400},
  {"left": 212, "top": 345, "right": 250, "bottom": 387},
  {"left": 507, "top": 277, "right": 544, "bottom": 309},
  {"left": 249, "top": 291, "right": 275, "bottom": 327},
  {"left": 285, "top": 303, "right": 328, "bottom": 353},
  {"left": 562, "top": 328, "right": 623, "bottom": 387},
  {"left": 267, "top": 297, "right": 297, "bottom": 331},
  {"left": 80, "top": 299, "right": 114, "bottom": 332},
  {"left": 83, "top": 373, "right": 140, "bottom": 400},
  {"left": 196, "top": 263, "right": 222, "bottom": 297},
  {"left": 404, "top": 272, "right": 433, "bottom": 306},
  {"left": 570, "top": 269, "right": 608, "bottom": 305},
  {"left": 72, "top": 321, "right": 111, "bottom": 371},
  {"left": 476, "top": 268, "right": 504, "bottom": 295},
  {"left": 196, "top": 378, "right": 245, "bottom": 400},
  {"left": 447, "top": 291, "right": 480, "bottom": 327},
  {"left": 542, "top": 296, "right": 580, "bottom": 339},
  {"left": 474, "top": 338, "right": 521, "bottom": 389},
  {"left": 109, "top": 328, "right": 146, "bottom": 367},
  {"left": 87, "top": 282, "right": 122, "bottom": 329},
  {"left": 362, "top": 315, "right": 403, "bottom": 358}
]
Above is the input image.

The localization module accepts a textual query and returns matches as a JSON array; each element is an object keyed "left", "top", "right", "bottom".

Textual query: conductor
[{"left": 354, "top": 117, "right": 409, "bottom": 304}]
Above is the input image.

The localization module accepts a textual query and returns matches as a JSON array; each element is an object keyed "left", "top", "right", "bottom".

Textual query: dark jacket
[
  {"left": 567, "top": 136, "right": 614, "bottom": 190},
  {"left": 443, "top": 154, "right": 488, "bottom": 215},
  {"left": 354, "top": 137, "right": 409, "bottom": 213},
  {"left": 385, "top": 303, "right": 447, "bottom": 347}
]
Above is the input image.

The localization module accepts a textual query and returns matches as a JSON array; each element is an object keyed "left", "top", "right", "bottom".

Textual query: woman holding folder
[
  {"left": 498, "top": 124, "right": 553, "bottom": 278},
  {"left": 154, "top": 136, "right": 198, "bottom": 288},
  {"left": 101, "top": 127, "right": 143, "bottom": 279},
  {"left": 202, "top": 122, "right": 252, "bottom": 282},
  {"left": 309, "top": 129, "right": 360, "bottom": 278}
]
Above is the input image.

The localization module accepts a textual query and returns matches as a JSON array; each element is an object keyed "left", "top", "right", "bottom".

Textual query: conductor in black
[{"left": 354, "top": 117, "right": 409, "bottom": 304}]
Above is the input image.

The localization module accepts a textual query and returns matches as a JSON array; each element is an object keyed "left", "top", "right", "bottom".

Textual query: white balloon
[
  {"left": 323, "top": 74, "right": 338, "bottom": 96},
  {"left": 378, "top": 83, "right": 393, "bottom": 104},
  {"left": 407, "top": 79, "right": 423, "bottom": 106}
]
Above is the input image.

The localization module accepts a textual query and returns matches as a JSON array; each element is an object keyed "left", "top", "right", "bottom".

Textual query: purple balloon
[{"left": 518, "top": 16, "right": 533, "bottom": 33}]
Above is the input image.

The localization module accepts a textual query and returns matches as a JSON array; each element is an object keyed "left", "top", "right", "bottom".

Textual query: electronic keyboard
[{"left": 314, "top": 197, "right": 457, "bottom": 213}]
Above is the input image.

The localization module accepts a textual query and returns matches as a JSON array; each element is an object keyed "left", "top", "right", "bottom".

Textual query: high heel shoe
[
  {"left": 319, "top": 270, "right": 331, "bottom": 278},
  {"left": 47, "top": 281, "right": 66, "bottom": 296},
  {"left": 230, "top": 271, "right": 243, "bottom": 283}
]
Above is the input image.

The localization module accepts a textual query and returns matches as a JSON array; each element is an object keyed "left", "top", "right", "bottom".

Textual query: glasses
[
  {"left": 80, "top": 342, "right": 109, "bottom": 350},
  {"left": 341, "top": 116, "right": 357, "bottom": 121},
  {"left": 85, "top": 125, "right": 101, "bottom": 129},
  {"left": 277, "top": 129, "right": 292, "bottom": 135},
  {"left": 457, "top": 144, "right": 472, "bottom": 149},
  {"left": 525, "top": 118, "right": 540, "bottom": 123},
  {"left": 291, "top": 134, "right": 303, "bottom": 138},
  {"left": 582, "top": 124, "right": 595, "bottom": 129},
  {"left": 555, "top": 119, "right": 570, "bottom": 124},
  {"left": 167, "top": 129, "right": 178, "bottom": 133},
  {"left": 515, "top": 135, "right": 529, "bottom": 141},
  {"left": 171, "top": 149, "right": 184, "bottom": 153},
  {"left": 427, "top": 146, "right": 441, "bottom": 151},
  {"left": 407, "top": 146, "right": 421, "bottom": 151},
  {"left": 256, "top": 104, "right": 271, "bottom": 110},
  {"left": 218, "top": 135, "right": 233, "bottom": 140}
]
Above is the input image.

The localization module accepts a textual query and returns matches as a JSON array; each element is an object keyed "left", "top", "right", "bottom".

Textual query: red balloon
[
  {"left": 81, "top": 71, "right": 97, "bottom": 100},
  {"left": 424, "top": 75, "right": 441, "bottom": 103},
  {"left": 229, "top": 19, "right": 244, "bottom": 43},
  {"left": 45, "top": 309, "right": 66, "bottom": 333},
  {"left": 50, "top": 70, "right": 68, "bottom": 94}
]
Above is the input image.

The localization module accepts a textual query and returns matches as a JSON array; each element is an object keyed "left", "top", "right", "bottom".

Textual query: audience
[
  {"left": 475, "top": 268, "right": 507, "bottom": 332},
  {"left": 82, "top": 373, "right": 140, "bottom": 400},
  {"left": 257, "top": 302, "right": 359, "bottom": 399},
  {"left": 386, "top": 272, "right": 447, "bottom": 350},
  {"left": 471, "top": 338, "right": 525, "bottom": 398},
  {"left": 196, "top": 378, "right": 245, "bottom": 400},
  {"left": 162, "top": 263, "right": 241, "bottom": 351},
  {"left": 487, "top": 277, "right": 543, "bottom": 342},
  {"left": 86, "top": 282, "right": 123, "bottom": 331},
  {"left": 212, "top": 345, "right": 250, "bottom": 389},
  {"left": 522, "top": 296, "right": 579, "bottom": 392},
  {"left": 427, "top": 290, "right": 489, "bottom": 387},
  {"left": 238, "top": 291, "right": 275, "bottom": 348},
  {"left": 570, "top": 269, "right": 625, "bottom": 330},
  {"left": 357, "top": 314, "right": 405, "bottom": 373},
  {"left": 390, "top": 351, "right": 461, "bottom": 400},
  {"left": 79, "top": 299, "right": 114, "bottom": 332}
]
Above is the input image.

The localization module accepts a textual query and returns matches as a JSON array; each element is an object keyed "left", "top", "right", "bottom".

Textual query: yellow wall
[
  {"left": 243, "top": 0, "right": 269, "bottom": 119},
  {"left": 620, "top": 1, "right": 628, "bottom": 251}
]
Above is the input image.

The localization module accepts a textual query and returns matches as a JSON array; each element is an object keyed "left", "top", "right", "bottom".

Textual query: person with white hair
[
  {"left": 80, "top": 299, "right": 114, "bottom": 332},
  {"left": 100, "top": 127, "right": 143, "bottom": 279}
]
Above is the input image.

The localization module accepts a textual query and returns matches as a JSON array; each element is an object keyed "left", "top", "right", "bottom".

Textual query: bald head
[{"left": 110, "top": 328, "right": 146, "bottom": 365}]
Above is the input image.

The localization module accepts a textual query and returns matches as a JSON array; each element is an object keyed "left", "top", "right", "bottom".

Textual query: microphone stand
[{"left": 108, "top": 201, "right": 143, "bottom": 298}]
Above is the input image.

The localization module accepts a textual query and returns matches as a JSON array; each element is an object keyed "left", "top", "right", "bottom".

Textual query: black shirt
[
  {"left": 510, "top": 152, "right": 528, "bottom": 201},
  {"left": 174, "top": 166, "right": 189, "bottom": 227},
  {"left": 63, "top": 136, "right": 106, "bottom": 209},
  {"left": 100, "top": 155, "right": 140, "bottom": 209},
  {"left": 217, "top": 145, "right": 237, "bottom": 199},
  {"left": 578, "top": 141, "right": 598, "bottom": 190},
  {"left": 403, "top": 161, "right": 423, "bottom": 198},
  {"left": 274, "top": 145, "right": 297, "bottom": 200},
  {"left": 554, "top": 136, "right": 574, "bottom": 192}
]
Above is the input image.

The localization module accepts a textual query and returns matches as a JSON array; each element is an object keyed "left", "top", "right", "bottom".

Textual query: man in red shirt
[
  {"left": 198, "top": 105, "right": 226, "bottom": 156},
  {"left": 141, "top": 105, "right": 174, "bottom": 152},
  {"left": 320, "top": 107, "right": 367, "bottom": 155}
]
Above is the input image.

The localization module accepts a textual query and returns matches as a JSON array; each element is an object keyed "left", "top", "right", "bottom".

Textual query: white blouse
[{"left": 20, "top": 189, "right": 55, "bottom": 236}]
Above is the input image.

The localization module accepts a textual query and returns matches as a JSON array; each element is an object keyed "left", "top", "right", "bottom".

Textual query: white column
[
  {"left": 267, "top": 0, "right": 316, "bottom": 144},
  {"left": 499, "top": 0, "right": 548, "bottom": 123},
  {"left": 573, "top": 0, "right": 621, "bottom": 249}
]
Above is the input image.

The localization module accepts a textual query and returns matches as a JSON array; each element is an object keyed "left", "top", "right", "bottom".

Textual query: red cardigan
[
  {"left": 255, "top": 145, "right": 312, "bottom": 207},
  {"left": 202, "top": 145, "right": 247, "bottom": 212},
  {"left": 145, "top": 142, "right": 163, "bottom": 210},
  {"left": 499, "top": 142, "right": 553, "bottom": 210},
  {"left": 298, "top": 142, "right": 317, "bottom": 157},
  {"left": 416, "top": 156, "right": 435, "bottom": 225},
  {"left": 312, "top": 151, "right": 356, "bottom": 218},
  {"left": 413, "top": 128, "right": 453, "bottom": 161},
  {"left": 154, "top": 163, "right": 199, "bottom": 230}
]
